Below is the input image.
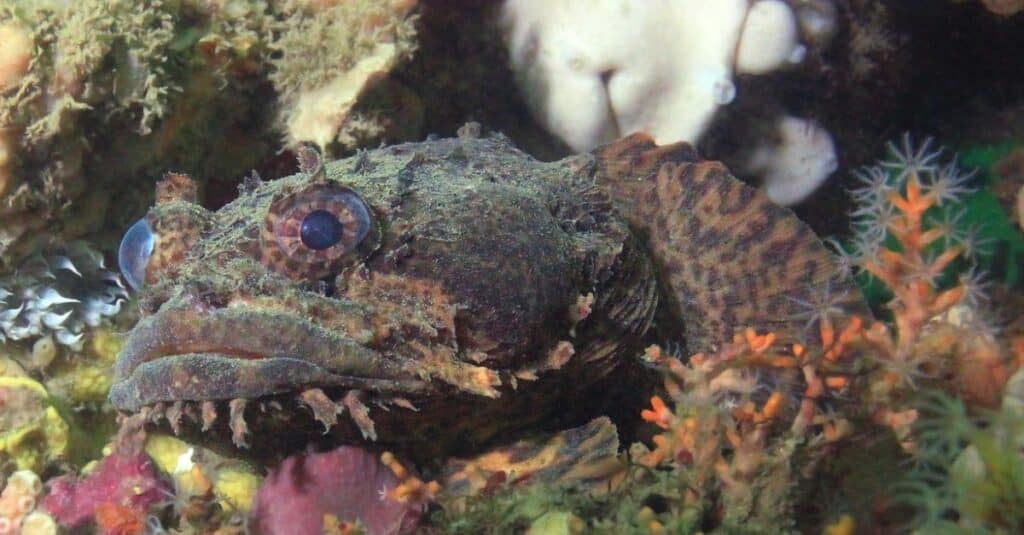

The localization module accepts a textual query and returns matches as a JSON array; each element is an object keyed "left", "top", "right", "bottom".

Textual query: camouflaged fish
[{"left": 109, "top": 126, "right": 865, "bottom": 470}]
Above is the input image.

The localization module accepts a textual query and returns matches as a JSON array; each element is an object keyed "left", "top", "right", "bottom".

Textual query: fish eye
[
  {"left": 260, "top": 183, "right": 376, "bottom": 280},
  {"left": 118, "top": 217, "right": 155, "bottom": 290},
  {"left": 300, "top": 209, "right": 345, "bottom": 251}
]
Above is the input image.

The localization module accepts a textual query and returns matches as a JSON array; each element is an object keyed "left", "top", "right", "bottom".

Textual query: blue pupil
[{"left": 300, "top": 210, "right": 344, "bottom": 251}]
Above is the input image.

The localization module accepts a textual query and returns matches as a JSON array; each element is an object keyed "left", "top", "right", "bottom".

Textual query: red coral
[
  {"left": 41, "top": 450, "right": 171, "bottom": 532},
  {"left": 250, "top": 446, "right": 423, "bottom": 535}
]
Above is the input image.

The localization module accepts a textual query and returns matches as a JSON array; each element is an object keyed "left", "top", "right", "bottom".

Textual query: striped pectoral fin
[
  {"left": 593, "top": 132, "right": 699, "bottom": 183},
  {"left": 439, "top": 416, "right": 622, "bottom": 498},
  {"left": 595, "top": 136, "right": 869, "bottom": 352}
]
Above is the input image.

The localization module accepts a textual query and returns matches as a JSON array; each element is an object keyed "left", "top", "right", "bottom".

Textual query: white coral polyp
[
  {"left": 501, "top": 0, "right": 811, "bottom": 152},
  {"left": 0, "top": 242, "right": 127, "bottom": 349}
]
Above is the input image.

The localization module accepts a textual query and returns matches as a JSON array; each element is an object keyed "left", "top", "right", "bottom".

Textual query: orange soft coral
[
  {"left": 632, "top": 136, "right": 1019, "bottom": 523},
  {"left": 841, "top": 136, "right": 1015, "bottom": 411}
]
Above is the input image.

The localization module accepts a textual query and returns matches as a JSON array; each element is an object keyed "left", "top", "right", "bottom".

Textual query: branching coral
[
  {"left": 839, "top": 135, "right": 1015, "bottom": 411},
  {"left": 631, "top": 325, "right": 859, "bottom": 531},
  {"left": 622, "top": 135, "right": 1020, "bottom": 532}
]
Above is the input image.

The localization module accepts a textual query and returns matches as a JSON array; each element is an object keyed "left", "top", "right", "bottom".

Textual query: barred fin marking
[
  {"left": 595, "top": 134, "right": 869, "bottom": 351},
  {"left": 439, "top": 417, "right": 621, "bottom": 497}
]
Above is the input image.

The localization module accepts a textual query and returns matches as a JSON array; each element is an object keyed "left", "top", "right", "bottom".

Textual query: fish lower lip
[
  {"left": 109, "top": 351, "right": 428, "bottom": 412},
  {"left": 108, "top": 352, "right": 397, "bottom": 411},
  {"left": 109, "top": 306, "right": 426, "bottom": 411}
]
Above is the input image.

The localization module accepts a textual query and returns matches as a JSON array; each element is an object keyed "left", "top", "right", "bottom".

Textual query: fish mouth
[{"left": 109, "top": 305, "right": 427, "bottom": 412}]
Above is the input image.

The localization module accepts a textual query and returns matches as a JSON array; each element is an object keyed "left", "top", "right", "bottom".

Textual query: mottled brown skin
[{"left": 110, "top": 129, "right": 865, "bottom": 462}]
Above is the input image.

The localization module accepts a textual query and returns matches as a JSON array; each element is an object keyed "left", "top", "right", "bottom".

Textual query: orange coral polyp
[
  {"left": 761, "top": 391, "right": 784, "bottom": 420},
  {"left": 824, "top": 376, "right": 849, "bottom": 390},
  {"left": 824, "top": 316, "right": 864, "bottom": 362},
  {"left": 744, "top": 328, "right": 776, "bottom": 353},
  {"left": 918, "top": 227, "right": 945, "bottom": 247},
  {"left": 889, "top": 176, "right": 934, "bottom": 219},
  {"left": 641, "top": 396, "right": 673, "bottom": 429},
  {"left": 769, "top": 355, "right": 798, "bottom": 368},
  {"left": 930, "top": 247, "right": 964, "bottom": 276},
  {"left": 381, "top": 451, "right": 440, "bottom": 505},
  {"left": 819, "top": 322, "right": 836, "bottom": 348}
]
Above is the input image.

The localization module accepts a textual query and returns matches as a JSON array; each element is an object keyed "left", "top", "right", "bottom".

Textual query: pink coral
[
  {"left": 249, "top": 446, "right": 422, "bottom": 535},
  {"left": 41, "top": 450, "right": 171, "bottom": 532}
]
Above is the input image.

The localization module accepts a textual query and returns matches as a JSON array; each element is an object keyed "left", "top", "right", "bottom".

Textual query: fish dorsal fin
[{"left": 595, "top": 134, "right": 868, "bottom": 352}]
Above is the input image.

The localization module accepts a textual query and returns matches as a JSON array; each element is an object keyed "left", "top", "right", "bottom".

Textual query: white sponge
[
  {"left": 745, "top": 115, "right": 838, "bottom": 206},
  {"left": 502, "top": 0, "right": 750, "bottom": 151},
  {"left": 736, "top": 1, "right": 805, "bottom": 75},
  {"left": 501, "top": 0, "right": 823, "bottom": 152}
]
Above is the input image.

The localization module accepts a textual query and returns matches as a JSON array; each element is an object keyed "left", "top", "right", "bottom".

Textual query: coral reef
[
  {"left": 0, "top": 239, "right": 130, "bottom": 476},
  {"left": 42, "top": 326, "right": 125, "bottom": 408},
  {"left": 621, "top": 136, "right": 1019, "bottom": 531},
  {"left": 0, "top": 376, "right": 68, "bottom": 472},
  {"left": 270, "top": 0, "right": 419, "bottom": 152},
  {"left": 836, "top": 136, "right": 1013, "bottom": 408},
  {"left": 0, "top": 0, "right": 419, "bottom": 266},
  {"left": 41, "top": 448, "right": 172, "bottom": 533},
  {"left": 0, "top": 470, "right": 56, "bottom": 535},
  {"left": 0, "top": 0, "right": 183, "bottom": 262},
  {"left": 0, "top": 317, "right": 126, "bottom": 479},
  {"left": 0, "top": 0, "right": 1018, "bottom": 531},
  {"left": 422, "top": 135, "right": 1022, "bottom": 533},
  {"left": 144, "top": 433, "right": 261, "bottom": 531},
  {"left": 249, "top": 446, "right": 423, "bottom": 535}
]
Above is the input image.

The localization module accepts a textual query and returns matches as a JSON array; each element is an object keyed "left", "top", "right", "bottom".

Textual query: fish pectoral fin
[
  {"left": 594, "top": 135, "right": 870, "bottom": 351},
  {"left": 438, "top": 416, "right": 622, "bottom": 498}
]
